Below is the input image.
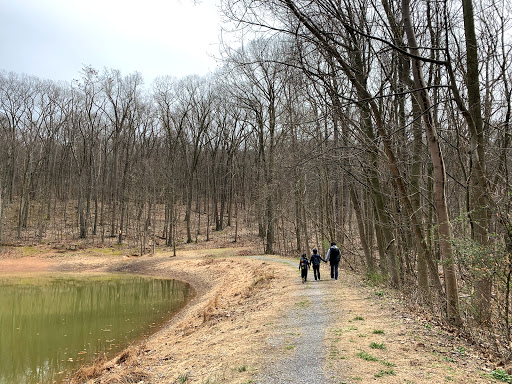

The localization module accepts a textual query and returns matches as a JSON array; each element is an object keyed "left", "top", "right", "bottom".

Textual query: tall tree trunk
[
  {"left": 110, "top": 141, "right": 118, "bottom": 238},
  {"left": 462, "top": 0, "right": 491, "bottom": 324},
  {"left": 78, "top": 187, "right": 86, "bottom": 238},
  {"left": 295, "top": 181, "right": 302, "bottom": 251},
  {"left": 185, "top": 181, "right": 193, "bottom": 244},
  {"left": 403, "top": 0, "right": 461, "bottom": 325},
  {"left": 0, "top": 178, "right": 4, "bottom": 243},
  {"left": 361, "top": 102, "right": 401, "bottom": 287},
  {"left": 263, "top": 102, "right": 276, "bottom": 254},
  {"left": 265, "top": 195, "right": 274, "bottom": 254},
  {"left": 350, "top": 185, "right": 373, "bottom": 271},
  {"left": 411, "top": 96, "right": 430, "bottom": 300},
  {"left": 301, "top": 191, "right": 310, "bottom": 257}
]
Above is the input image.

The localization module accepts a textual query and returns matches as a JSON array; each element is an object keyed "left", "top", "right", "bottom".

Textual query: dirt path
[
  {"left": 0, "top": 246, "right": 503, "bottom": 383},
  {"left": 253, "top": 257, "right": 336, "bottom": 383}
]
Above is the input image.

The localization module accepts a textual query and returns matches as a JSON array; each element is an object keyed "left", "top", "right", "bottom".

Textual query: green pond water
[{"left": 0, "top": 275, "right": 193, "bottom": 384}]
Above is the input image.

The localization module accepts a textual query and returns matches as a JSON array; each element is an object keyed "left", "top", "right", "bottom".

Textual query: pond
[{"left": 0, "top": 274, "right": 193, "bottom": 384}]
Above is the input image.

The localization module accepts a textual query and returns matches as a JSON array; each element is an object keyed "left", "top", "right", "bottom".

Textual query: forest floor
[{"left": 0, "top": 242, "right": 505, "bottom": 384}]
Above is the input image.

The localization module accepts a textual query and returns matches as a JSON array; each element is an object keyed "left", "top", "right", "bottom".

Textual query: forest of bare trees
[{"left": 2, "top": 0, "right": 512, "bottom": 358}]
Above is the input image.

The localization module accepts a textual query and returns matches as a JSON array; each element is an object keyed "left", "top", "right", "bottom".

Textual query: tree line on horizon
[{"left": 1, "top": 0, "right": 512, "bottom": 359}]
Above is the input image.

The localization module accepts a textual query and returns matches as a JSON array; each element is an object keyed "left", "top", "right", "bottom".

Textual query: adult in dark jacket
[
  {"left": 325, "top": 242, "right": 341, "bottom": 280},
  {"left": 310, "top": 248, "right": 325, "bottom": 280}
]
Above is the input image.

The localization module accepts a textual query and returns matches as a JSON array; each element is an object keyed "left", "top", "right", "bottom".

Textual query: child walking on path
[
  {"left": 310, "top": 248, "right": 325, "bottom": 280},
  {"left": 299, "top": 253, "right": 310, "bottom": 283}
]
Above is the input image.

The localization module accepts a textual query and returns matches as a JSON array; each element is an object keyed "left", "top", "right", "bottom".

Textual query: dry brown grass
[
  {"left": 69, "top": 353, "right": 108, "bottom": 383},
  {"left": 114, "top": 345, "right": 144, "bottom": 366},
  {"left": 102, "top": 368, "right": 150, "bottom": 384},
  {"left": 202, "top": 293, "right": 221, "bottom": 322},
  {"left": 70, "top": 346, "right": 146, "bottom": 383}
]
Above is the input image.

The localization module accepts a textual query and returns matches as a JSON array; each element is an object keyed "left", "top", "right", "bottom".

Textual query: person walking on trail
[
  {"left": 325, "top": 242, "right": 341, "bottom": 280},
  {"left": 299, "top": 253, "right": 310, "bottom": 283},
  {"left": 310, "top": 248, "right": 325, "bottom": 281}
]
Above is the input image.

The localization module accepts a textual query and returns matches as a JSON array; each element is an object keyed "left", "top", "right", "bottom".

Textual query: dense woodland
[{"left": 1, "top": 0, "right": 512, "bottom": 358}]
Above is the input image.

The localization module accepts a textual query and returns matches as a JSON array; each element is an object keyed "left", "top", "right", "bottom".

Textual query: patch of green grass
[
  {"left": 374, "top": 290, "right": 385, "bottom": 297},
  {"left": 85, "top": 246, "right": 129, "bottom": 256},
  {"left": 369, "top": 342, "right": 386, "bottom": 350},
  {"left": 365, "top": 271, "right": 386, "bottom": 285},
  {"left": 375, "top": 369, "right": 395, "bottom": 378},
  {"left": 444, "top": 357, "right": 455, "bottom": 363},
  {"left": 332, "top": 328, "right": 344, "bottom": 336},
  {"left": 357, "top": 333, "right": 367, "bottom": 338},
  {"left": 491, "top": 369, "right": 512, "bottom": 383},
  {"left": 178, "top": 372, "right": 190, "bottom": 383},
  {"left": 19, "top": 246, "right": 40, "bottom": 256},
  {"left": 380, "top": 360, "right": 395, "bottom": 367},
  {"left": 284, "top": 345, "right": 295, "bottom": 351},
  {"left": 295, "top": 299, "right": 310, "bottom": 308},
  {"left": 356, "top": 351, "right": 378, "bottom": 362},
  {"left": 353, "top": 316, "right": 365, "bottom": 321},
  {"left": 347, "top": 326, "right": 358, "bottom": 331},
  {"left": 456, "top": 346, "right": 466, "bottom": 355},
  {"left": 237, "top": 365, "right": 247, "bottom": 372},
  {"left": 372, "top": 329, "right": 385, "bottom": 334},
  {"left": 444, "top": 366, "right": 456, "bottom": 374}
]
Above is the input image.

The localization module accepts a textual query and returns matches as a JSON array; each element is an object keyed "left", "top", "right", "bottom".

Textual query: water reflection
[{"left": 0, "top": 275, "right": 192, "bottom": 384}]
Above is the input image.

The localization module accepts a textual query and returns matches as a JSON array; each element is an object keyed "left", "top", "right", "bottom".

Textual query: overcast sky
[{"left": 1, "top": 0, "right": 223, "bottom": 84}]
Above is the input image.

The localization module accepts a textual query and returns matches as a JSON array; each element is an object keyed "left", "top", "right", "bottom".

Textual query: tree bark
[
  {"left": 350, "top": 185, "right": 373, "bottom": 271},
  {"left": 462, "top": 0, "right": 491, "bottom": 324},
  {"left": 403, "top": 0, "right": 461, "bottom": 325}
]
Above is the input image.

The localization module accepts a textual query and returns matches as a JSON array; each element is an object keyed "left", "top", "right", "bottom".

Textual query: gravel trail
[{"left": 252, "top": 256, "right": 338, "bottom": 384}]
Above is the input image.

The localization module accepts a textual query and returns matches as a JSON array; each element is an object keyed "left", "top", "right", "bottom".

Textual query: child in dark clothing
[
  {"left": 310, "top": 248, "right": 325, "bottom": 280},
  {"left": 299, "top": 253, "right": 310, "bottom": 283}
]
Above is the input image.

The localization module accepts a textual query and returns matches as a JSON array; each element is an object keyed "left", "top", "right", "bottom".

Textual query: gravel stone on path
[{"left": 252, "top": 256, "right": 339, "bottom": 384}]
